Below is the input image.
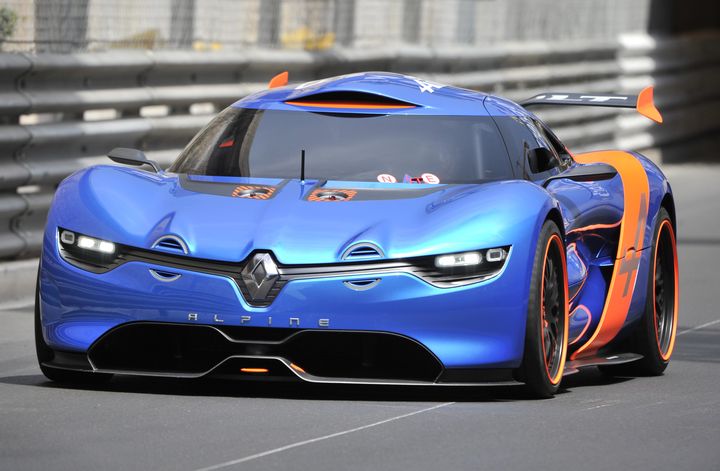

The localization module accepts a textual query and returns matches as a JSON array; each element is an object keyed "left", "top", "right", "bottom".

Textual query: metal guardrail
[{"left": 1, "top": 33, "right": 719, "bottom": 261}]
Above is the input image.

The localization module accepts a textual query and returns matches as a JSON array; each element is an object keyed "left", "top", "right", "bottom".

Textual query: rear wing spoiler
[{"left": 521, "top": 86, "right": 662, "bottom": 123}]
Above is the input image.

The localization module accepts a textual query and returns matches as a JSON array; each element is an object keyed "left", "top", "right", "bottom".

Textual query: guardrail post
[{"left": 34, "top": 0, "right": 89, "bottom": 53}]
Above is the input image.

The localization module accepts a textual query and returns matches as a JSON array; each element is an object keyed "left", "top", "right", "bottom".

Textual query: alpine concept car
[{"left": 36, "top": 72, "right": 678, "bottom": 397}]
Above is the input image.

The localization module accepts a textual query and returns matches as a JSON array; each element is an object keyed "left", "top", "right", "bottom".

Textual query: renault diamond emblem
[{"left": 241, "top": 253, "right": 279, "bottom": 300}]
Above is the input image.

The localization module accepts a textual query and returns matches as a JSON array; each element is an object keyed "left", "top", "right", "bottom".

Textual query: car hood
[{"left": 49, "top": 166, "right": 552, "bottom": 264}]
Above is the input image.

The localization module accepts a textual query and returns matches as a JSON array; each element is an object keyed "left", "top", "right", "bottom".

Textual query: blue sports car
[{"left": 36, "top": 72, "right": 678, "bottom": 397}]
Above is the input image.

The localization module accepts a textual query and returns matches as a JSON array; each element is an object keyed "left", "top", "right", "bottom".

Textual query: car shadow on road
[{"left": 0, "top": 366, "right": 632, "bottom": 403}]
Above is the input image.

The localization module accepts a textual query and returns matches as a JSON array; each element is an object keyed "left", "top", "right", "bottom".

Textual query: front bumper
[
  {"left": 48, "top": 322, "right": 520, "bottom": 385},
  {"left": 39, "top": 231, "right": 533, "bottom": 380}
]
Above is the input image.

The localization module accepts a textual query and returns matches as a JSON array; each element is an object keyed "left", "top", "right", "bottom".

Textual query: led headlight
[
  {"left": 76, "top": 235, "right": 116, "bottom": 254},
  {"left": 434, "top": 248, "right": 507, "bottom": 269},
  {"left": 435, "top": 251, "right": 482, "bottom": 268},
  {"left": 423, "top": 246, "right": 510, "bottom": 287},
  {"left": 58, "top": 228, "right": 119, "bottom": 272},
  {"left": 62, "top": 231, "right": 116, "bottom": 254}
]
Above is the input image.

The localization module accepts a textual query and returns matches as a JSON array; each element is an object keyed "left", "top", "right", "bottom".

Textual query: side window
[
  {"left": 527, "top": 118, "right": 564, "bottom": 173},
  {"left": 534, "top": 120, "right": 572, "bottom": 168},
  {"left": 492, "top": 115, "right": 561, "bottom": 178}
]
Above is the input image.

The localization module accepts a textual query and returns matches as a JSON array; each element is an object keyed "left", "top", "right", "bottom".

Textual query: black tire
[
  {"left": 517, "top": 220, "right": 569, "bottom": 398},
  {"left": 600, "top": 207, "right": 678, "bottom": 377},
  {"left": 35, "top": 273, "right": 113, "bottom": 384}
]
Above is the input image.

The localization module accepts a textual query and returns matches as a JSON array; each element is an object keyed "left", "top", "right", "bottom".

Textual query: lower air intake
[
  {"left": 89, "top": 323, "right": 234, "bottom": 374},
  {"left": 88, "top": 323, "right": 443, "bottom": 382},
  {"left": 283, "top": 331, "right": 442, "bottom": 382}
]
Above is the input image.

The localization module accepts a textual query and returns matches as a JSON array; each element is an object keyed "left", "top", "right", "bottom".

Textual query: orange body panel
[
  {"left": 268, "top": 71, "right": 289, "bottom": 89},
  {"left": 571, "top": 151, "right": 650, "bottom": 359},
  {"left": 285, "top": 101, "right": 415, "bottom": 110},
  {"left": 637, "top": 86, "right": 663, "bottom": 124}
]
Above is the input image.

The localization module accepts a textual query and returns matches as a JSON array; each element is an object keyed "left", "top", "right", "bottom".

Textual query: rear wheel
[
  {"left": 35, "top": 273, "right": 112, "bottom": 384},
  {"left": 600, "top": 207, "right": 678, "bottom": 376},
  {"left": 517, "top": 221, "right": 569, "bottom": 398}
]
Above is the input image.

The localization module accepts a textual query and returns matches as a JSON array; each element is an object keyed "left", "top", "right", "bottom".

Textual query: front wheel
[{"left": 517, "top": 220, "right": 569, "bottom": 398}]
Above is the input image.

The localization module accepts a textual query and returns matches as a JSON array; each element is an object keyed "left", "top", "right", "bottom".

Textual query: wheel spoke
[
  {"left": 548, "top": 325, "right": 557, "bottom": 343},
  {"left": 545, "top": 333, "right": 553, "bottom": 360}
]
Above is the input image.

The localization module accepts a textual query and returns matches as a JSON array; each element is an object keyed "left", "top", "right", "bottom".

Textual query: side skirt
[{"left": 563, "top": 352, "right": 643, "bottom": 376}]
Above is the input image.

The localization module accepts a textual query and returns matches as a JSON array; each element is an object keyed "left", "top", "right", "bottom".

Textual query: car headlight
[
  {"left": 435, "top": 251, "right": 482, "bottom": 268},
  {"left": 434, "top": 248, "right": 507, "bottom": 269},
  {"left": 75, "top": 235, "right": 116, "bottom": 254},
  {"left": 58, "top": 228, "right": 120, "bottom": 272},
  {"left": 412, "top": 246, "right": 510, "bottom": 287}
]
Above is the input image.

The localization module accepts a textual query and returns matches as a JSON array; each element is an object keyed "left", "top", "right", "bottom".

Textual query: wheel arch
[
  {"left": 545, "top": 207, "right": 566, "bottom": 241},
  {"left": 660, "top": 191, "right": 676, "bottom": 235}
]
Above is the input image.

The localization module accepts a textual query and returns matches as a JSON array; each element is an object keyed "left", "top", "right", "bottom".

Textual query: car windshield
[{"left": 169, "top": 107, "right": 514, "bottom": 184}]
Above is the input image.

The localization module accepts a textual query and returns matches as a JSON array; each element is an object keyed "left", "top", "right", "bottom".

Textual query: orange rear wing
[{"left": 521, "top": 86, "right": 662, "bottom": 123}]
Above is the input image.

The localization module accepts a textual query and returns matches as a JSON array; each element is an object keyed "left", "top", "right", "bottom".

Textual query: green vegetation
[{"left": 0, "top": 7, "right": 17, "bottom": 41}]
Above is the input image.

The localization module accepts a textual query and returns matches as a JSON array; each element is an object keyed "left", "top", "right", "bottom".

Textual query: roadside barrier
[{"left": 0, "top": 33, "right": 718, "bottom": 261}]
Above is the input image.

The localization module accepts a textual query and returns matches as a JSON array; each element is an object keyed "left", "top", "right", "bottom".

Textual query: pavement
[{"left": 1, "top": 164, "right": 719, "bottom": 471}]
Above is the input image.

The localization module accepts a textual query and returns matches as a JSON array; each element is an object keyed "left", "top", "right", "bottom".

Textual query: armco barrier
[{"left": 0, "top": 34, "right": 719, "bottom": 263}]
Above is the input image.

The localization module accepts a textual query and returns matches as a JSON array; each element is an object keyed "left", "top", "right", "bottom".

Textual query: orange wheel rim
[
  {"left": 653, "top": 220, "right": 678, "bottom": 361},
  {"left": 539, "top": 234, "right": 569, "bottom": 385}
]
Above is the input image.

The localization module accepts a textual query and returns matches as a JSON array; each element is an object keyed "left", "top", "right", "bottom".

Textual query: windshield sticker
[
  {"left": 400, "top": 174, "right": 441, "bottom": 184},
  {"left": 377, "top": 174, "right": 397, "bottom": 183},
  {"left": 421, "top": 173, "right": 440, "bottom": 184}
]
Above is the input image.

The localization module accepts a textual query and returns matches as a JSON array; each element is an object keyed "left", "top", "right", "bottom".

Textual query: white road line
[
  {"left": 193, "top": 402, "right": 455, "bottom": 471},
  {"left": 677, "top": 318, "right": 720, "bottom": 336}
]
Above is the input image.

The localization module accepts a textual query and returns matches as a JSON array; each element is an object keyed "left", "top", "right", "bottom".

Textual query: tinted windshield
[{"left": 169, "top": 107, "right": 514, "bottom": 183}]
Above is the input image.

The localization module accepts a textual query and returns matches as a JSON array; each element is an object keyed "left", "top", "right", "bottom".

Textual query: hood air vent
[
  {"left": 286, "top": 91, "right": 417, "bottom": 110},
  {"left": 152, "top": 236, "right": 188, "bottom": 255},
  {"left": 342, "top": 243, "right": 384, "bottom": 261}
]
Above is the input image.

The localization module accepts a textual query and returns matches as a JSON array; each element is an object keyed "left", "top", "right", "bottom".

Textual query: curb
[{"left": 0, "top": 258, "right": 38, "bottom": 310}]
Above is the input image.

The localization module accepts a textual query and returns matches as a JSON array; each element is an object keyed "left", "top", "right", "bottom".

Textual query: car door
[
  {"left": 493, "top": 111, "right": 626, "bottom": 348},
  {"left": 536, "top": 120, "right": 625, "bottom": 348}
]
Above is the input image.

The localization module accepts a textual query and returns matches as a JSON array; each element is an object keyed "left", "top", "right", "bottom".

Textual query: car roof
[{"left": 232, "top": 71, "right": 527, "bottom": 117}]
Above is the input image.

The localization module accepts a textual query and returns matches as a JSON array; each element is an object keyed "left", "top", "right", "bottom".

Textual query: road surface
[{"left": 1, "top": 164, "right": 719, "bottom": 471}]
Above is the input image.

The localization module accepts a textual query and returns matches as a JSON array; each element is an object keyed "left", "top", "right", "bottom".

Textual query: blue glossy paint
[
  {"left": 42, "top": 166, "right": 556, "bottom": 369},
  {"left": 38, "top": 72, "right": 675, "bottom": 374},
  {"left": 236, "top": 72, "right": 491, "bottom": 116}
]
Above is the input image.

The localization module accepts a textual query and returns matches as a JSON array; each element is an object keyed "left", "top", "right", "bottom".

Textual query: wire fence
[{"left": 0, "top": 0, "right": 660, "bottom": 53}]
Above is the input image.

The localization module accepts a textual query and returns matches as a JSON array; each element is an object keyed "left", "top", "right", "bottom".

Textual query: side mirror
[
  {"left": 108, "top": 148, "right": 161, "bottom": 173},
  {"left": 542, "top": 163, "right": 617, "bottom": 188},
  {"left": 526, "top": 147, "right": 555, "bottom": 175}
]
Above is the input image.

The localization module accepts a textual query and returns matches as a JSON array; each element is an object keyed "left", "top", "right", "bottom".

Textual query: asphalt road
[{"left": 2, "top": 164, "right": 719, "bottom": 471}]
